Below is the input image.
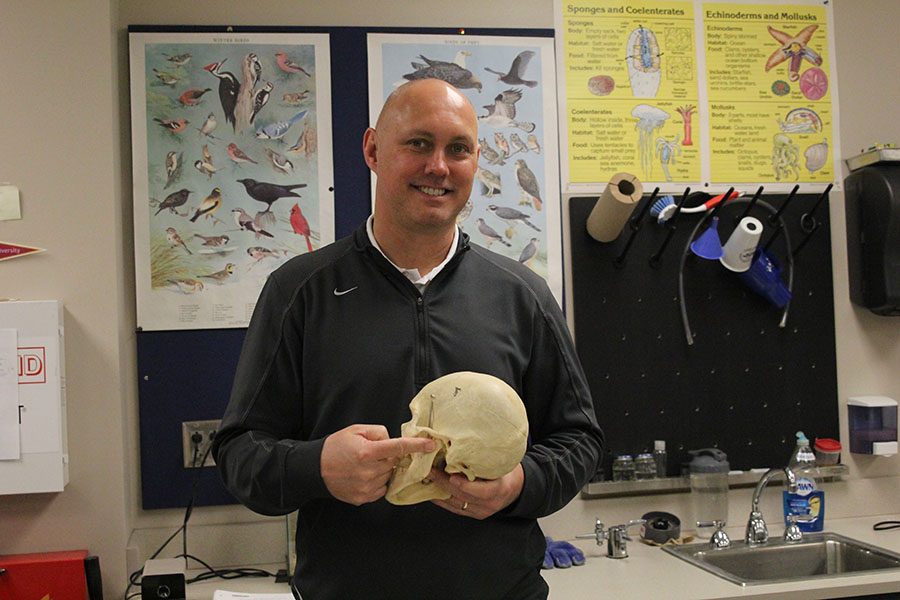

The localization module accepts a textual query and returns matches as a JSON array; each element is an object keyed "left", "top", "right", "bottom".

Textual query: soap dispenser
[{"left": 848, "top": 396, "right": 898, "bottom": 456}]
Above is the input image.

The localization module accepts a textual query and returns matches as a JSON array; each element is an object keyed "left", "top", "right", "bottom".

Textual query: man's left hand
[{"left": 429, "top": 464, "right": 524, "bottom": 519}]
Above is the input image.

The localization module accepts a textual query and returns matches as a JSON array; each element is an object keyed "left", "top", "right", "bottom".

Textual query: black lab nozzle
[
  {"left": 614, "top": 188, "right": 659, "bottom": 267},
  {"left": 649, "top": 187, "right": 691, "bottom": 267}
]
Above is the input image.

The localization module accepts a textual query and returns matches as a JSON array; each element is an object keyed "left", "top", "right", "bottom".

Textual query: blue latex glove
[{"left": 542, "top": 537, "right": 586, "bottom": 569}]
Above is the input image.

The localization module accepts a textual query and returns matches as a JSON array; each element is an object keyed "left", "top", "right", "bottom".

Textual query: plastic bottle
[
  {"left": 783, "top": 431, "right": 825, "bottom": 532},
  {"left": 653, "top": 440, "right": 667, "bottom": 478},
  {"left": 688, "top": 448, "right": 730, "bottom": 534}
]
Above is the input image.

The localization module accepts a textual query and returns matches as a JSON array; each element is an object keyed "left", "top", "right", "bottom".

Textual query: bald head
[{"left": 375, "top": 79, "right": 478, "bottom": 132}]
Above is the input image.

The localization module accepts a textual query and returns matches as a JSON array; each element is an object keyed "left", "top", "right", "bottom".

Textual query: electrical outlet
[{"left": 181, "top": 420, "right": 220, "bottom": 468}]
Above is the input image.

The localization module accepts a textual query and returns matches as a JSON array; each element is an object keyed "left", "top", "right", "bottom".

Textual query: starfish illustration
[{"left": 764, "top": 24, "right": 823, "bottom": 82}]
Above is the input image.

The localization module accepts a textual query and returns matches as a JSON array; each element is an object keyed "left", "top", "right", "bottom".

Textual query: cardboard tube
[{"left": 586, "top": 173, "right": 644, "bottom": 242}]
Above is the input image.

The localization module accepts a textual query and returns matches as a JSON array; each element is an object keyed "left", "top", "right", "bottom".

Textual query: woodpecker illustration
[
  {"left": 203, "top": 59, "right": 240, "bottom": 130},
  {"left": 251, "top": 82, "right": 273, "bottom": 124}
]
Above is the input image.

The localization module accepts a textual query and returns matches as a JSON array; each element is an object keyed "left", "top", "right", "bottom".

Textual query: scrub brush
[{"left": 650, "top": 190, "right": 744, "bottom": 224}]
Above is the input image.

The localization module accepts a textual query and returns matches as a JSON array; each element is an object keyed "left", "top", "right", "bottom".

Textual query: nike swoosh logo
[{"left": 333, "top": 286, "right": 358, "bottom": 296}]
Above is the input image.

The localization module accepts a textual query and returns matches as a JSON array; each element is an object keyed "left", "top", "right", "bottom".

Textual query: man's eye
[
  {"left": 409, "top": 139, "right": 428, "bottom": 149},
  {"left": 450, "top": 143, "right": 470, "bottom": 155}
]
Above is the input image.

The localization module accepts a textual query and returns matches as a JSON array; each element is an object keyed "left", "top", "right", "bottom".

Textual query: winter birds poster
[
  {"left": 130, "top": 32, "right": 333, "bottom": 331},
  {"left": 367, "top": 34, "right": 563, "bottom": 307}
]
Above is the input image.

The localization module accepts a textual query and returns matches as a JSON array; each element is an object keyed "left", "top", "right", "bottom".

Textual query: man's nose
[{"left": 424, "top": 150, "right": 450, "bottom": 176}]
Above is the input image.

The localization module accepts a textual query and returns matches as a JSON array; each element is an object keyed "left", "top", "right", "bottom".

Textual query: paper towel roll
[
  {"left": 720, "top": 216, "right": 763, "bottom": 272},
  {"left": 586, "top": 173, "right": 644, "bottom": 242}
]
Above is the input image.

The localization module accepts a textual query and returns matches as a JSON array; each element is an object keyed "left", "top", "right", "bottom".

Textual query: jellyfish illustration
[
  {"left": 626, "top": 25, "right": 662, "bottom": 98},
  {"left": 632, "top": 104, "right": 670, "bottom": 178}
]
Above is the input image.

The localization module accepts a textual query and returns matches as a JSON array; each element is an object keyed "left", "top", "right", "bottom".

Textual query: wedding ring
[{"left": 462, "top": 501, "right": 469, "bottom": 511}]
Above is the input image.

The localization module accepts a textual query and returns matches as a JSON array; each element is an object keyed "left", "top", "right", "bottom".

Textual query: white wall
[{"left": 0, "top": 1, "right": 897, "bottom": 597}]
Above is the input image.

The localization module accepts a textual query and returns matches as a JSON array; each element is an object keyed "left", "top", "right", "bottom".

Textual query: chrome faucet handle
[
  {"left": 606, "top": 519, "right": 647, "bottom": 559},
  {"left": 745, "top": 509, "right": 769, "bottom": 545},
  {"left": 783, "top": 514, "right": 803, "bottom": 543},
  {"left": 575, "top": 518, "right": 608, "bottom": 546},
  {"left": 699, "top": 520, "right": 731, "bottom": 549}
]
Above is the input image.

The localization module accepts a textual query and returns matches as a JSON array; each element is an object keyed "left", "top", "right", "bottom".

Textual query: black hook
[
  {"left": 770, "top": 184, "right": 799, "bottom": 225},
  {"left": 793, "top": 183, "right": 833, "bottom": 257},
  {"left": 614, "top": 188, "right": 659, "bottom": 267},
  {"left": 800, "top": 183, "right": 833, "bottom": 232},
  {"left": 708, "top": 187, "right": 735, "bottom": 220},
  {"left": 736, "top": 186, "right": 764, "bottom": 225},
  {"left": 649, "top": 187, "right": 690, "bottom": 267}
]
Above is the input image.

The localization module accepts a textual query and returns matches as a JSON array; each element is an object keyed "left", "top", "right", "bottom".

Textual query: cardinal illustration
[{"left": 290, "top": 203, "right": 313, "bottom": 252}]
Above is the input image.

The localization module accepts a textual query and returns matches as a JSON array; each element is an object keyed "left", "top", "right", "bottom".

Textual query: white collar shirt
[{"left": 366, "top": 215, "right": 459, "bottom": 292}]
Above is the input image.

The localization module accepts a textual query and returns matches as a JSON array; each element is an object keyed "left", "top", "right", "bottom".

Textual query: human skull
[{"left": 386, "top": 371, "right": 528, "bottom": 505}]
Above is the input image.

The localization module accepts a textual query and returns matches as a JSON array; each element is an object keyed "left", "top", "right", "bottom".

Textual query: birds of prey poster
[
  {"left": 129, "top": 32, "right": 334, "bottom": 331},
  {"left": 367, "top": 34, "right": 563, "bottom": 307}
]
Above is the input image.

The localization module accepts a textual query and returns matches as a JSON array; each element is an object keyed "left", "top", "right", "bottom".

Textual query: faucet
[
  {"left": 576, "top": 518, "right": 646, "bottom": 558},
  {"left": 698, "top": 519, "right": 731, "bottom": 549},
  {"left": 745, "top": 466, "right": 801, "bottom": 546}
]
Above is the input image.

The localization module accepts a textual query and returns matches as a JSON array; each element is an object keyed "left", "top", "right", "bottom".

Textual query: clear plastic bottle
[
  {"left": 784, "top": 431, "right": 825, "bottom": 532},
  {"left": 653, "top": 440, "right": 667, "bottom": 478},
  {"left": 688, "top": 448, "right": 730, "bottom": 534}
]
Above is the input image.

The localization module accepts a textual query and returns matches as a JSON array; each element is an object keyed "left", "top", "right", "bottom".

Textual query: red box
[{"left": 0, "top": 549, "right": 88, "bottom": 600}]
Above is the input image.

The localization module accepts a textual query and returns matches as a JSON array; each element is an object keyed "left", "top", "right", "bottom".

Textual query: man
[{"left": 213, "top": 78, "right": 603, "bottom": 599}]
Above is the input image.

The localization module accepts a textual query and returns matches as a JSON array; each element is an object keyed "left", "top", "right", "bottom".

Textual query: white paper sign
[{"left": 0, "top": 328, "right": 21, "bottom": 460}]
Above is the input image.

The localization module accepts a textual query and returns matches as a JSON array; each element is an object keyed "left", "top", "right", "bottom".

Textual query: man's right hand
[{"left": 321, "top": 424, "right": 435, "bottom": 505}]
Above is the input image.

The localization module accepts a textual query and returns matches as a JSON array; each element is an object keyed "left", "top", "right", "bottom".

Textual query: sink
[{"left": 663, "top": 532, "right": 900, "bottom": 586}]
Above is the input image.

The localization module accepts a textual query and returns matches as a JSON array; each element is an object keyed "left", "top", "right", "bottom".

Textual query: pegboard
[{"left": 569, "top": 190, "right": 839, "bottom": 478}]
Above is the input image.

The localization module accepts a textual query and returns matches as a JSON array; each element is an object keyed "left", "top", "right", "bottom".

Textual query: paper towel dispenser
[{"left": 844, "top": 164, "right": 900, "bottom": 315}]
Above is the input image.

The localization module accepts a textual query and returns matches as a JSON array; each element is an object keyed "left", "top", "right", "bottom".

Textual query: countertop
[{"left": 185, "top": 514, "right": 900, "bottom": 599}]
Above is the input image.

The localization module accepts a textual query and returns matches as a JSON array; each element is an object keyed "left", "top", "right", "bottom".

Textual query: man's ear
[{"left": 362, "top": 127, "right": 378, "bottom": 172}]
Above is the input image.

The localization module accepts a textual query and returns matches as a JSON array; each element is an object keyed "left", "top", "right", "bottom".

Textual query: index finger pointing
[{"left": 370, "top": 436, "right": 436, "bottom": 461}]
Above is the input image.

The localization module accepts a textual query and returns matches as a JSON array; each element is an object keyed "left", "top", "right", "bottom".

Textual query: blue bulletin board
[{"left": 131, "top": 24, "right": 554, "bottom": 510}]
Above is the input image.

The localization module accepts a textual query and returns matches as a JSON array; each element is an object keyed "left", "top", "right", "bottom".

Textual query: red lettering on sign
[{"left": 17, "top": 346, "right": 47, "bottom": 384}]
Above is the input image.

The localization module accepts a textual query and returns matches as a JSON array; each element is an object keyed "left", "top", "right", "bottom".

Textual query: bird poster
[
  {"left": 129, "top": 32, "right": 334, "bottom": 331},
  {"left": 367, "top": 33, "right": 564, "bottom": 307}
]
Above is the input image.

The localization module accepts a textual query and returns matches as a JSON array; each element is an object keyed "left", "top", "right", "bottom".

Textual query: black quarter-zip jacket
[{"left": 214, "top": 222, "right": 603, "bottom": 599}]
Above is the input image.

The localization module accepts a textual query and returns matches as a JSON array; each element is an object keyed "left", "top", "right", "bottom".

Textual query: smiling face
[{"left": 363, "top": 79, "right": 480, "bottom": 240}]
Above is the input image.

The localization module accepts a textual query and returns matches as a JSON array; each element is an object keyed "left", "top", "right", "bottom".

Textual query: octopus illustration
[
  {"left": 772, "top": 134, "right": 801, "bottom": 181},
  {"left": 626, "top": 26, "right": 662, "bottom": 98}
]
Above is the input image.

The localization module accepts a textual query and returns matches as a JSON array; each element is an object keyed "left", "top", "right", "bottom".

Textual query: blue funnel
[{"left": 690, "top": 216, "right": 724, "bottom": 260}]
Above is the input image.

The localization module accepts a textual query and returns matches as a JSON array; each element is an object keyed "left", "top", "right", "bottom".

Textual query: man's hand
[
  {"left": 429, "top": 463, "right": 524, "bottom": 519},
  {"left": 321, "top": 424, "right": 435, "bottom": 505}
]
